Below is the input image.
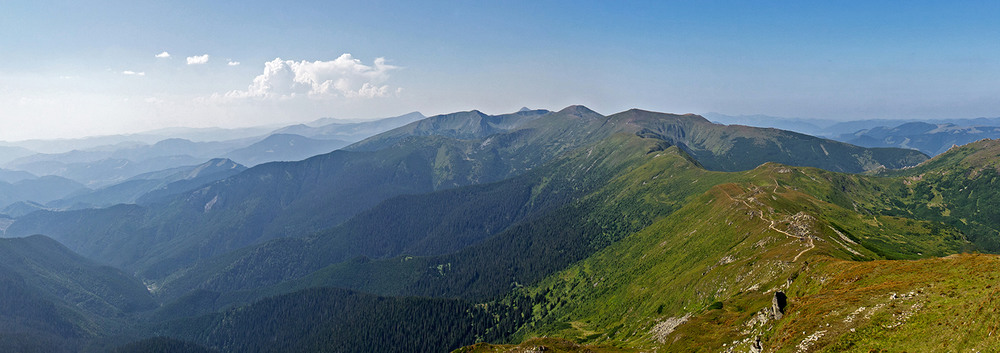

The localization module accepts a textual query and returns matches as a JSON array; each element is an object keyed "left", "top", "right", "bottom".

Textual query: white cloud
[
  {"left": 123, "top": 70, "right": 146, "bottom": 76},
  {"left": 155, "top": 51, "right": 171, "bottom": 58},
  {"left": 228, "top": 60, "right": 240, "bottom": 66},
  {"left": 187, "top": 54, "right": 210, "bottom": 65},
  {"left": 222, "top": 54, "right": 398, "bottom": 100}
]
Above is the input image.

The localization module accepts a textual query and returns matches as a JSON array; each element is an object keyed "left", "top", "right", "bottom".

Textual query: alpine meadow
[{"left": 2, "top": 2, "right": 1000, "bottom": 352}]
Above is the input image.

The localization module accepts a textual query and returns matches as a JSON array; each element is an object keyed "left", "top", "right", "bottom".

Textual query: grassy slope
[
  {"left": 610, "top": 109, "right": 928, "bottom": 173},
  {"left": 155, "top": 110, "right": 932, "bottom": 306},
  {"left": 873, "top": 139, "right": 1000, "bottom": 251},
  {"left": 4, "top": 107, "right": 925, "bottom": 285},
  {"left": 150, "top": 132, "right": 658, "bottom": 300},
  {"left": 468, "top": 156, "right": 993, "bottom": 352},
  {"left": 147, "top": 134, "right": 957, "bottom": 352},
  {"left": 145, "top": 133, "right": 987, "bottom": 353}
]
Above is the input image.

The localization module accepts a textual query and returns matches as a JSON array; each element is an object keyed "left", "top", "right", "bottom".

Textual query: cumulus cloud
[
  {"left": 222, "top": 54, "right": 398, "bottom": 100},
  {"left": 155, "top": 51, "right": 171, "bottom": 58},
  {"left": 228, "top": 60, "right": 240, "bottom": 66},
  {"left": 123, "top": 70, "right": 146, "bottom": 76},
  {"left": 187, "top": 54, "right": 210, "bottom": 65}
]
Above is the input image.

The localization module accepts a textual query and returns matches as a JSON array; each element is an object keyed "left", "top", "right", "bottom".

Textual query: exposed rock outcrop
[{"left": 772, "top": 291, "right": 787, "bottom": 320}]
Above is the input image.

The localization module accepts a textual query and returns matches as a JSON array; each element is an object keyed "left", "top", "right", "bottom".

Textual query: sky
[{"left": 2, "top": 1, "right": 1000, "bottom": 140}]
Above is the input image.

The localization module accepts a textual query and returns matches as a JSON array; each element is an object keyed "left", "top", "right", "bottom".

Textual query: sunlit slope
[
  {"left": 467, "top": 163, "right": 989, "bottom": 351},
  {"left": 4, "top": 107, "right": 926, "bottom": 283},
  {"left": 153, "top": 133, "right": 690, "bottom": 300},
  {"left": 124, "top": 123, "right": 991, "bottom": 352},
  {"left": 608, "top": 109, "right": 928, "bottom": 173},
  {"left": 874, "top": 138, "right": 1000, "bottom": 250},
  {"left": 150, "top": 108, "right": 931, "bottom": 301}
]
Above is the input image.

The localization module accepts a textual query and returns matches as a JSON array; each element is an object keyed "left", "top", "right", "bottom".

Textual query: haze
[{"left": 2, "top": 1, "right": 999, "bottom": 140}]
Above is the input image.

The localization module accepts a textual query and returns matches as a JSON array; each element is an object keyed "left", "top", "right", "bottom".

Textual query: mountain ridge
[{"left": 3, "top": 105, "right": 985, "bottom": 353}]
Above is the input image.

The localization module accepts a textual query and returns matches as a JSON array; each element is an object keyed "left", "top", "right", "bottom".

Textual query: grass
[{"left": 484, "top": 158, "right": 986, "bottom": 352}]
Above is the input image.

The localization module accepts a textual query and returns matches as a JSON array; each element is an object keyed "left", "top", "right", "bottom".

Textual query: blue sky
[{"left": 1, "top": 1, "right": 999, "bottom": 140}]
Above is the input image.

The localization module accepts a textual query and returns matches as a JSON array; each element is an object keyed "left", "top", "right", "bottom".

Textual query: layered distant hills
[
  {"left": 1, "top": 106, "right": 999, "bottom": 352},
  {"left": 706, "top": 112, "right": 1000, "bottom": 157},
  {"left": 0, "top": 112, "right": 424, "bottom": 211},
  {"left": 835, "top": 121, "right": 1000, "bottom": 156}
]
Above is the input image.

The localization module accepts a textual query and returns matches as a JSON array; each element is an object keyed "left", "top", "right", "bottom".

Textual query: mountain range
[
  {"left": 0, "top": 112, "right": 424, "bottom": 212},
  {"left": 0, "top": 106, "right": 998, "bottom": 352},
  {"left": 835, "top": 121, "right": 1000, "bottom": 156}
]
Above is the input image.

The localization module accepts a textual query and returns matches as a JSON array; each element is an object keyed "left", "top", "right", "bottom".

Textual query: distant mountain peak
[
  {"left": 557, "top": 105, "right": 600, "bottom": 118},
  {"left": 616, "top": 109, "right": 712, "bottom": 124},
  {"left": 398, "top": 111, "right": 425, "bottom": 119}
]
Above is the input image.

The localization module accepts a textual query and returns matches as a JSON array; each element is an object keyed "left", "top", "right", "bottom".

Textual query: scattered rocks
[
  {"left": 796, "top": 330, "right": 826, "bottom": 352},
  {"left": 783, "top": 212, "right": 817, "bottom": 238},
  {"left": 843, "top": 306, "right": 866, "bottom": 323},
  {"left": 650, "top": 314, "right": 691, "bottom": 343}
]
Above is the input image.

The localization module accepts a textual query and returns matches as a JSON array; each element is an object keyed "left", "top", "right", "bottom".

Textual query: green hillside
[
  {"left": 176, "top": 137, "right": 991, "bottom": 352},
  {"left": 488, "top": 166, "right": 967, "bottom": 349},
  {"left": 143, "top": 136, "right": 982, "bottom": 352},
  {"left": 874, "top": 139, "right": 1000, "bottom": 250},
  {"left": 136, "top": 107, "right": 928, "bottom": 301},
  {"left": 1, "top": 107, "right": 982, "bottom": 353},
  {"left": 456, "top": 140, "right": 1000, "bottom": 352},
  {"left": 151, "top": 132, "right": 673, "bottom": 301},
  {"left": 3, "top": 107, "right": 613, "bottom": 279},
  {"left": 153, "top": 287, "right": 531, "bottom": 353},
  {"left": 3, "top": 107, "right": 926, "bottom": 282},
  {"left": 0, "top": 235, "right": 156, "bottom": 353}
]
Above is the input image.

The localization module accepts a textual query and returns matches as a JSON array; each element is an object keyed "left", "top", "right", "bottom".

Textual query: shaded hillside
[
  {"left": 151, "top": 133, "right": 675, "bottom": 300},
  {"left": 214, "top": 146, "right": 954, "bottom": 308},
  {"left": 4, "top": 106, "right": 930, "bottom": 288},
  {"left": 111, "top": 337, "right": 215, "bottom": 353},
  {"left": 4, "top": 107, "right": 613, "bottom": 278},
  {"left": 146, "top": 129, "right": 986, "bottom": 353},
  {"left": 154, "top": 287, "right": 530, "bottom": 353},
  {"left": 146, "top": 107, "right": 932, "bottom": 306},
  {"left": 0, "top": 235, "right": 156, "bottom": 353},
  {"left": 2, "top": 108, "right": 996, "bottom": 353}
]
